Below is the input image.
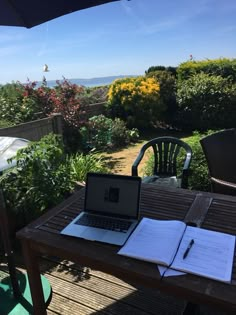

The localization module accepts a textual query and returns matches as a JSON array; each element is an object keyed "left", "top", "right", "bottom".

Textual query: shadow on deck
[{"left": 0, "top": 251, "right": 229, "bottom": 315}]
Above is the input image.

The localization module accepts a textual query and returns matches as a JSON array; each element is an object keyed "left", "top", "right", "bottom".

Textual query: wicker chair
[{"left": 200, "top": 129, "right": 236, "bottom": 195}]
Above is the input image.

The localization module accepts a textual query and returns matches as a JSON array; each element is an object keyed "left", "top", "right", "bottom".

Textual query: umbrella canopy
[{"left": 0, "top": 0, "right": 119, "bottom": 28}]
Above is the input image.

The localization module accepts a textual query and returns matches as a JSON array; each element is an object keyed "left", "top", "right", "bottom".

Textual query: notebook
[{"left": 61, "top": 172, "right": 141, "bottom": 245}]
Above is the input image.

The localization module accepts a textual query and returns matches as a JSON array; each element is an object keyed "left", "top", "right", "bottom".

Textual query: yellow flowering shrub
[{"left": 107, "top": 76, "right": 164, "bottom": 128}]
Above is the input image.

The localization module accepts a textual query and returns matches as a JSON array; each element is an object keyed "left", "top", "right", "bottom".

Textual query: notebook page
[
  {"left": 171, "top": 226, "right": 236, "bottom": 283},
  {"left": 118, "top": 218, "right": 186, "bottom": 266}
]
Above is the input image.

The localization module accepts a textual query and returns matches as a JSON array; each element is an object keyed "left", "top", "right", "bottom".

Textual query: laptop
[{"left": 61, "top": 172, "right": 141, "bottom": 246}]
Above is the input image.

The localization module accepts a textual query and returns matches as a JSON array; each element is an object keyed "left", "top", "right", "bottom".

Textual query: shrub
[
  {"left": 182, "top": 131, "right": 213, "bottom": 191},
  {"left": 107, "top": 76, "right": 163, "bottom": 129},
  {"left": 80, "top": 115, "right": 139, "bottom": 150},
  {"left": 0, "top": 82, "right": 25, "bottom": 124},
  {"left": 0, "top": 119, "right": 14, "bottom": 128},
  {"left": 0, "top": 79, "right": 87, "bottom": 130},
  {"left": 146, "top": 70, "right": 177, "bottom": 126},
  {"left": 111, "top": 118, "right": 139, "bottom": 147},
  {"left": 0, "top": 134, "right": 73, "bottom": 226},
  {"left": 0, "top": 80, "right": 54, "bottom": 123},
  {"left": 69, "top": 153, "right": 109, "bottom": 183},
  {"left": 52, "top": 79, "right": 86, "bottom": 128},
  {"left": 21, "top": 78, "right": 86, "bottom": 127},
  {"left": 145, "top": 65, "right": 177, "bottom": 77},
  {"left": 176, "top": 73, "right": 236, "bottom": 131},
  {"left": 177, "top": 58, "right": 236, "bottom": 82},
  {"left": 88, "top": 114, "right": 112, "bottom": 149}
]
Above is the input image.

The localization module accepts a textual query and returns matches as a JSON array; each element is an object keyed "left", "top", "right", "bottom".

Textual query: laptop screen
[{"left": 85, "top": 173, "right": 141, "bottom": 219}]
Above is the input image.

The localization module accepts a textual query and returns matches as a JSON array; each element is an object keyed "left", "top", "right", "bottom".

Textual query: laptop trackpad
[{"left": 81, "top": 228, "right": 107, "bottom": 241}]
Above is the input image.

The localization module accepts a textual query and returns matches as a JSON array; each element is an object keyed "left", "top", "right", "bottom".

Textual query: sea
[{"left": 39, "top": 75, "right": 138, "bottom": 88}]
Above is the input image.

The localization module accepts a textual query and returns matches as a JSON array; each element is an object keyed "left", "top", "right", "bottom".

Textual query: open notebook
[{"left": 118, "top": 218, "right": 236, "bottom": 283}]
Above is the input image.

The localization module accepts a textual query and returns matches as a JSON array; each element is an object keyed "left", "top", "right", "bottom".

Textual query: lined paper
[{"left": 171, "top": 226, "right": 235, "bottom": 283}]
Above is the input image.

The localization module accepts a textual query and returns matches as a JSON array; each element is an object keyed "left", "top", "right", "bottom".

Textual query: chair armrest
[
  {"left": 180, "top": 152, "right": 192, "bottom": 189},
  {"left": 211, "top": 177, "right": 236, "bottom": 189},
  {"left": 183, "top": 152, "right": 192, "bottom": 171},
  {"left": 131, "top": 149, "right": 146, "bottom": 176}
]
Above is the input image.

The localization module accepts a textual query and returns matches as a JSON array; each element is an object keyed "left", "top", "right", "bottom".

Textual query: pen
[{"left": 183, "top": 239, "right": 194, "bottom": 259}]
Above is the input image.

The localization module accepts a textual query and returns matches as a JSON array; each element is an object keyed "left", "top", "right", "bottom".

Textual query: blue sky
[{"left": 0, "top": 0, "right": 236, "bottom": 84}]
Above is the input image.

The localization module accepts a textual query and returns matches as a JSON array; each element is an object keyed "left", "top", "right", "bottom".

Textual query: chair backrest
[
  {"left": 200, "top": 129, "right": 236, "bottom": 183},
  {"left": 140, "top": 136, "right": 192, "bottom": 177}
]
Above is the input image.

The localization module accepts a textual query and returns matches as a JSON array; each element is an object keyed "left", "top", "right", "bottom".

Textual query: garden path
[{"left": 103, "top": 140, "right": 149, "bottom": 176}]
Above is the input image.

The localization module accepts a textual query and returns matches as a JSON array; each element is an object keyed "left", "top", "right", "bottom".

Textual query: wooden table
[{"left": 17, "top": 184, "right": 236, "bottom": 315}]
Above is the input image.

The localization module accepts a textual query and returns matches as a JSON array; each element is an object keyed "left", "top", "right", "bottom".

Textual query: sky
[{"left": 0, "top": 0, "right": 236, "bottom": 84}]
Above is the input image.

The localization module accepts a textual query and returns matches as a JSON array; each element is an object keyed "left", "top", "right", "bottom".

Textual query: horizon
[
  {"left": 0, "top": 0, "right": 236, "bottom": 84},
  {"left": 34, "top": 74, "right": 138, "bottom": 88}
]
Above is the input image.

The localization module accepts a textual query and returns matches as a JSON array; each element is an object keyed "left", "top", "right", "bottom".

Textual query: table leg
[{"left": 21, "top": 240, "right": 47, "bottom": 315}]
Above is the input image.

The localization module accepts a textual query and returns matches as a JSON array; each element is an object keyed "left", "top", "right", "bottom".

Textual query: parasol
[{"left": 0, "top": 0, "right": 120, "bottom": 28}]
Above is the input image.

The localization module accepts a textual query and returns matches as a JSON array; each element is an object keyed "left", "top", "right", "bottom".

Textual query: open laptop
[{"left": 61, "top": 172, "right": 141, "bottom": 246}]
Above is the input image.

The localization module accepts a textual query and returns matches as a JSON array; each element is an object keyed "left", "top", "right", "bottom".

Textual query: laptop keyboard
[{"left": 75, "top": 214, "right": 132, "bottom": 233}]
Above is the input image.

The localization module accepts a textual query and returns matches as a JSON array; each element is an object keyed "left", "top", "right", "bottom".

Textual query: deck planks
[{"left": 1, "top": 252, "right": 187, "bottom": 315}]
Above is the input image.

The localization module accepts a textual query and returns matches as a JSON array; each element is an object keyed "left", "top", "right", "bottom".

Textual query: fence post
[{"left": 51, "top": 113, "right": 63, "bottom": 135}]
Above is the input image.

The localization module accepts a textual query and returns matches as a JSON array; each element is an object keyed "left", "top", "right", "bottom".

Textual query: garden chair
[
  {"left": 132, "top": 137, "right": 192, "bottom": 189},
  {"left": 200, "top": 129, "right": 236, "bottom": 196}
]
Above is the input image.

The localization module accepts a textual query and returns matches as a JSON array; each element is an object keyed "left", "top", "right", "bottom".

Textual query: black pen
[{"left": 183, "top": 239, "right": 194, "bottom": 259}]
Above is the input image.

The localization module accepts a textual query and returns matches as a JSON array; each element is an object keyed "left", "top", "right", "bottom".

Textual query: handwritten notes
[
  {"left": 118, "top": 218, "right": 235, "bottom": 283},
  {"left": 171, "top": 226, "right": 235, "bottom": 282}
]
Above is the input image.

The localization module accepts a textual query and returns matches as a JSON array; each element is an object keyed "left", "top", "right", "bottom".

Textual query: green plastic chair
[{"left": 132, "top": 137, "right": 192, "bottom": 189}]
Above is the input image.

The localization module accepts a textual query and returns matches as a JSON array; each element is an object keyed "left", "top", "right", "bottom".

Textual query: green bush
[
  {"left": 177, "top": 58, "right": 236, "bottom": 82},
  {"left": 182, "top": 132, "right": 213, "bottom": 191},
  {"left": 80, "top": 115, "right": 139, "bottom": 150},
  {"left": 69, "top": 153, "right": 108, "bottom": 182},
  {"left": 0, "top": 81, "right": 52, "bottom": 123},
  {"left": 88, "top": 114, "right": 112, "bottom": 148},
  {"left": 0, "top": 134, "right": 73, "bottom": 226},
  {"left": 0, "top": 133, "right": 112, "bottom": 228},
  {"left": 0, "top": 119, "right": 14, "bottom": 128},
  {"left": 176, "top": 73, "right": 236, "bottom": 131},
  {"left": 146, "top": 70, "right": 177, "bottom": 125},
  {"left": 107, "top": 76, "right": 163, "bottom": 129},
  {"left": 0, "top": 96, "right": 24, "bottom": 124},
  {"left": 0, "top": 82, "right": 25, "bottom": 124},
  {"left": 145, "top": 65, "right": 177, "bottom": 77}
]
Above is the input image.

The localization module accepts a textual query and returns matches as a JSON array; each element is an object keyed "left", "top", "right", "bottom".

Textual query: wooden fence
[
  {"left": 0, "top": 114, "right": 63, "bottom": 141},
  {"left": 84, "top": 102, "right": 106, "bottom": 119},
  {"left": 0, "top": 102, "right": 106, "bottom": 141}
]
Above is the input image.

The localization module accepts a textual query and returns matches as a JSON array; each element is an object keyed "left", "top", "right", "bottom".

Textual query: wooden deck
[{"left": 0, "top": 250, "right": 229, "bottom": 315}]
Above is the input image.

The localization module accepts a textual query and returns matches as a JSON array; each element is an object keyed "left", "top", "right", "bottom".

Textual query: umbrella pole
[{"left": 0, "top": 187, "right": 21, "bottom": 298}]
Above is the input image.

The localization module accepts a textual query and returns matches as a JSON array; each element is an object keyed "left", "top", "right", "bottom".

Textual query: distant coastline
[{"left": 38, "top": 75, "right": 139, "bottom": 88}]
